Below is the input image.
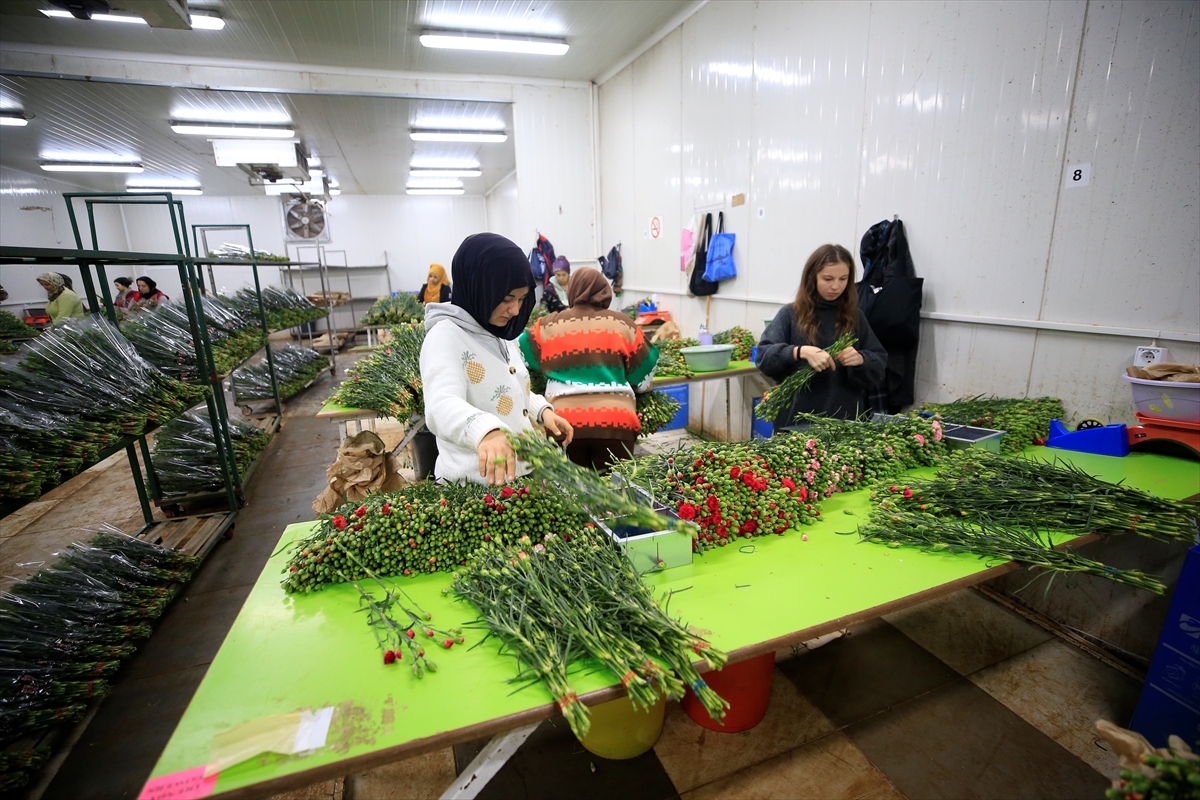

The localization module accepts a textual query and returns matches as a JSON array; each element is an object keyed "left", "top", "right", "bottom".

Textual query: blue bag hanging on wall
[{"left": 703, "top": 212, "right": 736, "bottom": 282}]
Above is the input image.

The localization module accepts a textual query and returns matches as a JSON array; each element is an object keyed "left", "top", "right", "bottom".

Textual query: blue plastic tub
[
  {"left": 1130, "top": 545, "right": 1200, "bottom": 747},
  {"left": 658, "top": 384, "right": 689, "bottom": 431},
  {"left": 751, "top": 397, "right": 774, "bottom": 439}
]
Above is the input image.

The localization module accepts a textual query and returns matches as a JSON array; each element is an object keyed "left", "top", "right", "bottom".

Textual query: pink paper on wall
[
  {"left": 680, "top": 228, "right": 695, "bottom": 271},
  {"left": 137, "top": 765, "right": 219, "bottom": 800}
]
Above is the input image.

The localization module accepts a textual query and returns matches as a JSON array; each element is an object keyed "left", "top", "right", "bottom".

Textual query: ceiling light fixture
[
  {"left": 171, "top": 122, "right": 294, "bottom": 138},
  {"left": 329, "top": 188, "right": 342, "bottom": 196},
  {"left": 126, "top": 186, "right": 204, "bottom": 196},
  {"left": 409, "top": 130, "right": 507, "bottom": 143},
  {"left": 41, "top": 9, "right": 145, "bottom": 24},
  {"left": 407, "top": 188, "right": 465, "bottom": 196},
  {"left": 419, "top": 30, "right": 568, "bottom": 56},
  {"left": 188, "top": 14, "right": 225, "bottom": 30},
  {"left": 211, "top": 140, "right": 299, "bottom": 167},
  {"left": 307, "top": 156, "right": 322, "bottom": 167},
  {"left": 409, "top": 168, "right": 482, "bottom": 178},
  {"left": 407, "top": 179, "right": 464, "bottom": 190},
  {"left": 41, "top": 8, "right": 225, "bottom": 30},
  {"left": 41, "top": 161, "right": 143, "bottom": 173},
  {"left": 0, "top": 113, "right": 28, "bottom": 127}
]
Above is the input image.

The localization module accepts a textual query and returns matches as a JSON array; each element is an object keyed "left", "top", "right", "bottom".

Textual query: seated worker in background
[
  {"left": 113, "top": 277, "right": 134, "bottom": 309},
  {"left": 129, "top": 276, "right": 169, "bottom": 306},
  {"left": 417, "top": 264, "right": 451, "bottom": 304},
  {"left": 520, "top": 267, "right": 658, "bottom": 472},
  {"left": 756, "top": 243, "right": 886, "bottom": 425},
  {"left": 420, "top": 233, "right": 573, "bottom": 486},
  {"left": 37, "top": 272, "right": 86, "bottom": 325},
  {"left": 542, "top": 256, "right": 571, "bottom": 314}
]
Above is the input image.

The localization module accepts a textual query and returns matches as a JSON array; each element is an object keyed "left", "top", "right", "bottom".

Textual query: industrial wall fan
[{"left": 283, "top": 198, "right": 331, "bottom": 243}]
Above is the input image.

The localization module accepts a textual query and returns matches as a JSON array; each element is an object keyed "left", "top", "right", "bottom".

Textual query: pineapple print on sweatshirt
[
  {"left": 493, "top": 384, "right": 514, "bottom": 416},
  {"left": 462, "top": 351, "right": 485, "bottom": 384}
]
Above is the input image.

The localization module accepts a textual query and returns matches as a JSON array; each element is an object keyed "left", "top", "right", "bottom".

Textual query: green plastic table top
[
  {"left": 147, "top": 449, "right": 1198, "bottom": 797},
  {"left": 651, "top": 359, "right": 759, "bottom": 388},
  {"left": 314, "top": 399, "right": 380, "bottom": 419}
]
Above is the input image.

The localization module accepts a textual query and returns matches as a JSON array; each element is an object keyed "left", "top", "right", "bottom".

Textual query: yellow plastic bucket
[{"left": 579, "top": 694, "right": 666, "bottom": 760}]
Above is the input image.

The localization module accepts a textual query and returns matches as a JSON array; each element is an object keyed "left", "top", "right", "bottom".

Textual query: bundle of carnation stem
[
  {"left": 756, "top": 332, "right": 857, "bottom": 422},
  {"left": 900, "top": 451, "right": 1198, "bottom": 542},
  {"left": 854, "top": 509, "right": 1166, "bottom": 594},
  {"left": 452, "top": 526, "right": 728, "bottom": 741}
]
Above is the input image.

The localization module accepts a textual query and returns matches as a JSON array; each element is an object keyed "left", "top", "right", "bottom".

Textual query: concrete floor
[{"left": 1, "top": 362, "right": 1136, "bottom": 800}]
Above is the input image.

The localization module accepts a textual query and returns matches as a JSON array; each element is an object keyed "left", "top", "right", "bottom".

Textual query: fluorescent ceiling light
[
  {"left": 307, "top": 156, "right": 321, "bottom": 167},
  {"left": 407, "top": 179, "right": 463, "bottom": 189},
  {"left": 419, "top": 30, "right": 568, "bottom": 56},
  {"left": 127, "top": 186, "right": 203, "bottom": 196},
  {"left": 407, "top": 188, "right": 465, "bottom": 196},
  {"left": 171, "top": 122, "right": 294, "bottom": 138},
  {"left": 329, "top": 188, "right": 342, "bottom": 196},
  {"left": 410, "top": 168, "right": 482, "bottom": 178},
  {"left": 212, "top": 139, "right": 298, "bottom": 167},
  {"left": 41, "top": 9, "right": 145, "bottom": 23},
  {"left": 41, "top": 8, "right": 224, "bottom": 30},
  {"left": 189, "top": 14, "right": 225, "bottom": 30},
  {"left": 41, "top": 161, "right": 143, "bottom": 173},
  {"left": 410, "top": 130, "right": 507, "bottom": 143},
  {"left": 0, "top": 113, "right": 27, "bottom": 127},
  {"left": 308, "top": 169, "right": 323, "bottom": 178}
]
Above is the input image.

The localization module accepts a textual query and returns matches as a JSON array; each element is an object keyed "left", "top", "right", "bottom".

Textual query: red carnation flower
[
  {"left": 332, "top": 515, "right": 348, "bottom": 530},
  {"left": 381, "top": 504, "right": 391, "bottom": 516},
  {"left": 677, "top": 503, "right": 698, "bottom": 521},
  {"left": 353, "top": 523, "right": 363, "bottom": 531},
  {"left": 443, "top": 639, "right": 454, "bottom": 649},
  {"left": 383, "top": 650, "right": 396, "bottom": 665},
  {"left": 706, "top": 496, "right": 720, "bottom": 511},
  {"left": 730, "top": 466, "right": 741, "bottom": 478},
  {"left": 355, "top": 506, "right": 367, "bottom": 518},
  {"left": 484, "top": 494, "right": 494, "bottom": 504},
  {"left": 903, "top": 487, "right": 914, "bottom": 499},
  {"left": 501, "top": 487, "right": 516, "bottom": 499}
]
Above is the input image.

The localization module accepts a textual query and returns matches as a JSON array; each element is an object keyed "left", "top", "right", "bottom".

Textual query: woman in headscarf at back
[
  {"left": 420, "top": 233, "right": 574, "bottom": 486},
  {"left": 128, "top": 276, "right": 169, "bottom": 306},
  {"left": 520, "top": 267, "right": 658, "bottom": 472},
  {"left": 417, "top": 264, "right": 451, "bottom": 304},
  {"left": 541, "top": 256, "right": 570, "bottom": 313},
  {"left": 36, "top": 272, "right": 86, "bottom": 325}
]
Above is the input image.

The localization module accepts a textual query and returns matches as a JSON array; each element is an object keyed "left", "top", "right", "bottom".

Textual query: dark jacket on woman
[
  {"left": 756, "top": 300, "right": 886, "bottom": 424},
  {"left": 417, "top": 284, "right": 451, "bottom": 304}
]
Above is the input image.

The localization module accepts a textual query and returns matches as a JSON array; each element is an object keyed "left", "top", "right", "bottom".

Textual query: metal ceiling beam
[{"left": 0, "top": 43, "right": 594, "bottom": 101}]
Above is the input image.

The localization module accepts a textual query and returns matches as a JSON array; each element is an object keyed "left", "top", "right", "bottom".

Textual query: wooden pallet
[{"left": 137, "top": 511, "right": 237, "bottom": 560}]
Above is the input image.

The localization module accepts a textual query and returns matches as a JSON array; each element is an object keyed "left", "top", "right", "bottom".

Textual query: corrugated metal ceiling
[
  {"left": 0, "top": 1, "right": 690, "bottom": 82},
  {"left": 0, "top": 75, "right": 516, "bottom": 195}
]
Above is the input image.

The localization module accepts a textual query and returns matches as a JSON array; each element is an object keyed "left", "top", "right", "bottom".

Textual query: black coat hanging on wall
[{"left": 858, "top": 218, "right": 923, "bottom": 413}]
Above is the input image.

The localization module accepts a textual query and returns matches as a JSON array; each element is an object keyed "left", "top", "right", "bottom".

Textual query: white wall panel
[
  {"left": 598, "top": 66, "right": 636, "bottom": 283},
  {"left": 0, "top": 166, "right": 128, "bottom": 311},
  {"left": 599, "top": 0, "right": 1199, "bottom": 427},
  {"left": 486, "top": 171, "right": 521, "bottom": 248},
  {"left": 1041, "top": 0, "right": 1200, "bottom": 332},
  {"left": 513, "top": 84, "right": 596, "bottom": 259}
]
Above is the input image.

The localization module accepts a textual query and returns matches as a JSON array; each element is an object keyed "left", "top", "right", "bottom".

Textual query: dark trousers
[{"left": 566, "top": 437, "right": 635, "bottom": 473}]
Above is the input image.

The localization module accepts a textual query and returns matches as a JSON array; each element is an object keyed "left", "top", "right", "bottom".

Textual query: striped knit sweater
[{"left": 519, "top": 308, "right": 659, "bottom": 440}]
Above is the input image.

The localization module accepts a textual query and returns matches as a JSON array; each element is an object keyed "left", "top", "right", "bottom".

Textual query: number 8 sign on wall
[{"left": 1064, "top": 163, "right": 1091, "bottom": 188}]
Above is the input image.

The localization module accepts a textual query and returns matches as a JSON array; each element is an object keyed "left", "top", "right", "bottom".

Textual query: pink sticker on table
[{"left": 137, "top": 765, "right": 219, "bottom": 800}]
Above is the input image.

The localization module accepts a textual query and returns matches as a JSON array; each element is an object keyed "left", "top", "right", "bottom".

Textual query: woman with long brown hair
[{"left": 756, "top": 243, "right": 886, "bottom": 424}]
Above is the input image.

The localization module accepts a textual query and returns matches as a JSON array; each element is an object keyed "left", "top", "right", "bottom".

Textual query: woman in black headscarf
[{"left": 419, "top": 233, "right": 573, "bottom": 486}]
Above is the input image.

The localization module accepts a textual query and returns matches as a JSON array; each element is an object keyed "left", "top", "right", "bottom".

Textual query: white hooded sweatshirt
[{"left": 420, "top": 302, "right": 552, "bottom": 485}]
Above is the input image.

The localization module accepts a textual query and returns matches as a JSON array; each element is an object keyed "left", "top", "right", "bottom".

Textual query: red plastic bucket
[{"left": 681, "top": 651, "right": 775, "bottom": 732}]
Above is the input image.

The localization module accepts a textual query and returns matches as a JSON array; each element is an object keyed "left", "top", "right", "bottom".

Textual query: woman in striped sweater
[{"left": 519, "top": 267, "right": 659, "bottom": 471}]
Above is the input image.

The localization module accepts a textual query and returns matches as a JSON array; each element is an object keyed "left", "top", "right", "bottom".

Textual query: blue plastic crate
[
  {"left": 1130, "top": 545, "right": 1200, "bottom": 748},
  {"left": 751, "top": 397, "right": 773, "bottom": 439},
  {"left": 658, "top": 383, "right": 689, "bottom": 431}
]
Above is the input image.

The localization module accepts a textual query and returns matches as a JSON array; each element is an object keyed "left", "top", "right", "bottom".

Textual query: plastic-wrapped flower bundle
[
  {"left": 635, "top": 390, "right": 681, "bottom": 436},
  {"left": 150, "top": 409, "right": 270, "bottom": 497},
  {"left": 0, "top": 525, "right": 198, "bottom": 785},
  {"left": 231, "top": 345, "right": 328, "bottom": 401},
  {"left": 15, "top": 316, "right": 206, "bottom": 434},
  {"left": 121, "top": 298, "right": 266, "bottom": 379},
  {"left": 227, "top": 286, "right": 327, "bottom": 330}
]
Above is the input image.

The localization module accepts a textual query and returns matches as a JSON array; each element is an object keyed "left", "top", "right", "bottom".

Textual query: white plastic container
[{"left": 1122, "top": 374, "right": 1200, "bottom": 423}]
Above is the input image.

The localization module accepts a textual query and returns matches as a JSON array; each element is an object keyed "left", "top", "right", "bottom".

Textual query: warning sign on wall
[{"left": 649, "top": 216, "right": 662, "bottom": 240}]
